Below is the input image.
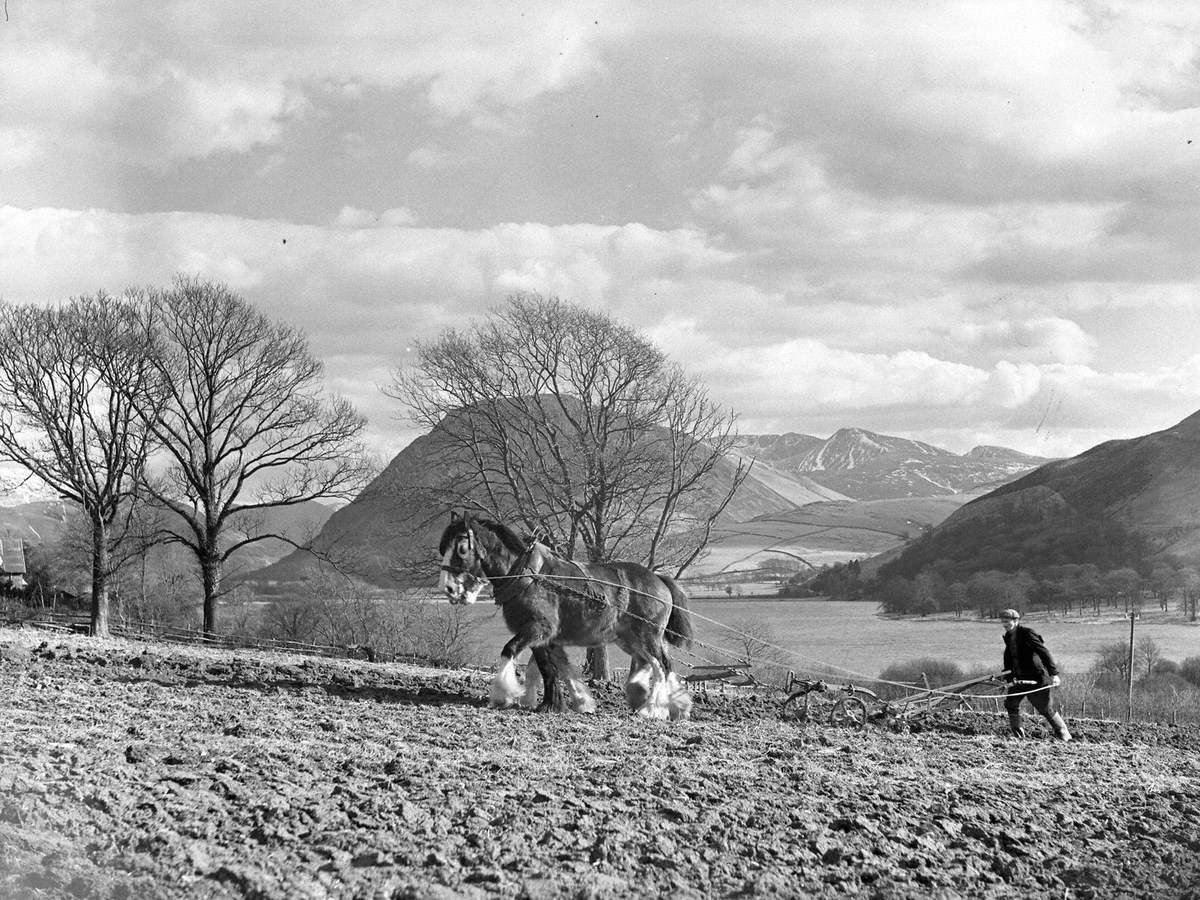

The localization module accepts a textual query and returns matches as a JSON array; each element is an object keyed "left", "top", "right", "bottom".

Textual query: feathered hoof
[{"left": 489, "top": 658, "right": 524, "bottom": 709}]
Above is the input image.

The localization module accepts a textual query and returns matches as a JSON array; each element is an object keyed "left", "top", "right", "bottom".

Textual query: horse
[{"left": 437, "top": 512, "right": 694, "bottom": 720}]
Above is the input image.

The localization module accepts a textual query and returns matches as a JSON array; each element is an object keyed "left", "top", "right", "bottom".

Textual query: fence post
[{"left": 1125, "top": 612, "right": 1138, "bottom": 724}]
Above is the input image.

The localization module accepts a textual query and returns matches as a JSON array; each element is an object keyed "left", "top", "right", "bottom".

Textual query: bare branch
[
  {"left": 123, "top": 276, "right": 373, "bottom": 634},
  {"left": 384, "top": 291, "right": 745, "bottom": 570}
]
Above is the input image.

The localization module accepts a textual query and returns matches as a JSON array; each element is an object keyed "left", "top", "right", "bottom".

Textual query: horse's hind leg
[
  {"left": 529, "top": 645, "right": 596, "bottom": 714},
  {"left": 657, "top": 647, "right": 693, "bottom": 722},
  {"left": 625, "top": 656, "right": 670, "bottom": 720}
]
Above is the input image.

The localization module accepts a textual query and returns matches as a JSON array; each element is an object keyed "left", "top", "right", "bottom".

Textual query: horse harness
[{"left": 442, "top": 525, "right": 609, "bottom": 608}]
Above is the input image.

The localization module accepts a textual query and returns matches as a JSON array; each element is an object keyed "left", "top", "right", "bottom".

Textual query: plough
[{"left": 685, "top": 662, "right": 1007, "bottom": 729}]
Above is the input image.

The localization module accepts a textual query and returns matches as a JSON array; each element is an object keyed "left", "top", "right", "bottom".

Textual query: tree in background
[
  {"left": 388, "top": 292, "right": 748, "bottom": 677},
  {"left": 1135, "top": 636, "right": 1162, "bottom": 677},
  {"left": 0, "top": 293, "right": 158, "bottom": 636},
  {"left": 1091, "top": 641, "right": 1133, "bottom": 692},
  {"left": 912, "top": 570, "right": 945, "bottom": 616},
  {"left": 1170, "top": 567, "right": 1199, "bottom": 621},
  {"left": 722, "top": 617, "right": 789, "bottom": 684},
  {"left": 130, "top": 277, "right": 374, "bottom": 636}
]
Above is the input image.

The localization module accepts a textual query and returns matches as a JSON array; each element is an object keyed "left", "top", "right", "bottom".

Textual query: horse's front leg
[{"left": 490, "top": 634, "right": 538, "bottom": 709}]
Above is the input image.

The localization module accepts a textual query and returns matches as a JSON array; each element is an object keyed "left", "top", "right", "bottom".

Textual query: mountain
[
  {"left": 242, "top": 427, "right": 462, "bottom": 588},
  {"left": 221, "top": 502, "right": 339, "bottom": 576},
  {"left": 251, "top": 419, "right": 853, "bottom": 589},
  {"left": 249, "top": 420, "right": 1044, "bottom": 590},
  {"left": 740, "top": 427, "right": 1050, "bottom": 500},
  {"left": 876, "top": 410, "right": 1200, "bottom": 581},
  {"left": 0, "top": 500, "right": 73, "bottom": 544}
]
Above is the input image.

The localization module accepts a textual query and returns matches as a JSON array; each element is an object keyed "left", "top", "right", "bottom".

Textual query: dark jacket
[{"left": 1003, "top": 625, "right": 1059, "bottom": 683}]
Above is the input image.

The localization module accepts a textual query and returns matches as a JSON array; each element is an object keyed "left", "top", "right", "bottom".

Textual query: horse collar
[{"left": 494, "top": 541, "right": 543, "bottom": 606}]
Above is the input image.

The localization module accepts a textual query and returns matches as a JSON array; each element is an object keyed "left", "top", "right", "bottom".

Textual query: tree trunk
[
  {"left": 200, "top": 552, "right": 222, "bottom": 638},
  {"left": 90, "top": 518, "right": 110, "bottom": 638},
  {"left": 587, "top": 645, "right": 611, "bottom": 682}
]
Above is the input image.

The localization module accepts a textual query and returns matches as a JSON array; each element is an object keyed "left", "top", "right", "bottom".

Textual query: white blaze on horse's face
[{"left": 439, "top": 533, "right": 486, "bottom": 605}]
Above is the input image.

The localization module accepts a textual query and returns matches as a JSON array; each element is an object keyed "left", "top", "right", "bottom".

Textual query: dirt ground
[{"left": 2, "top": 627, "right": 1199, "bottom": 899}]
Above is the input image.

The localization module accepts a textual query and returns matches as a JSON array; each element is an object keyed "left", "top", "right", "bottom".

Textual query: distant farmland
[{"left": 691, "top": 496, "right": 970, "bottom": 579}]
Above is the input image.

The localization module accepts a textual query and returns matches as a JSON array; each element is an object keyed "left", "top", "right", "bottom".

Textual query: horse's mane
[
  {"left": 472, "top": 516, "right": 527, "bottom": 555},
  {"left": 439, "top": 514, "right": 528, "bottom": 557}
]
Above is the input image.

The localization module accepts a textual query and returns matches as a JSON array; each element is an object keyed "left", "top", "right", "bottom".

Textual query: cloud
[
  {"left": 0, "top": 2, "right": 609, "bottom": 167},
  {"left": 0, "top": 207, "right": 737, "bottom": 455},
  {"left": 4, "top": 3, "right": 1200, "bottom": 463},
  {"left": 950, "top": 317, "right": 1097, "bottom": 366},
  {"left": 333, "top": 207, "right": 418, "bottom": 228},
  {"left": 653, "top": 313, "right": 1200, "bottom": 455}
]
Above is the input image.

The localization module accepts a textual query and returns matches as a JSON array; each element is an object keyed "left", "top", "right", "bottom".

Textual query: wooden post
[{"left": 1125, "top": 612, "right": 1138, "bottom": 724}]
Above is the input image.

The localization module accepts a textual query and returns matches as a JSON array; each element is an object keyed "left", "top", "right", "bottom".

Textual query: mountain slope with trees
[{"left": 859, "top": 410, "right": 1200, "bottom": 618}]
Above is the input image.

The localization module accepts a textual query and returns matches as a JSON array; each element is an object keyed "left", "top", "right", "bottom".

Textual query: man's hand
[{"left": 1051, "top": 675, "right": 1061, "bottom": 688}]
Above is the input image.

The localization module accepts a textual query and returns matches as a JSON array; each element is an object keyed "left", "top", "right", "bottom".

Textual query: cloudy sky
[{"left": 3, "top": 1, "right": 1200, "bottom": 465}]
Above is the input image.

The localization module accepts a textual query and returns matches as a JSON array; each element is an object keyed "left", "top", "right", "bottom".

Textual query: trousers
[{"left": 1004, "top": 681, "right": 1055, "bottom": 716}]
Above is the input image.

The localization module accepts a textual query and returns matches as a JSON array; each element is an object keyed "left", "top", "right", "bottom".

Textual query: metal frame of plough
[{"left": 684, "top": 663, "right": 1007, "bottom": 730}]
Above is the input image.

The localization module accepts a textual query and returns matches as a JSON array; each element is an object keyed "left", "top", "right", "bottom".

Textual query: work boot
[
  {"left": 1048, "top": 712, "right": 1073, "bottom": 743},
  {"left": 1007, "top": 711, "right": 1026, "bottom": 739}
]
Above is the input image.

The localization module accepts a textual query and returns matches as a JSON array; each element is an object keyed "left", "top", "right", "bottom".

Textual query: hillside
[
  {"left": 0, "top": 499, "right": 335, "bottom": 578},
  {"left": 244, "top": 427, "right": 456, "bottom": 588},
  {"left": 2, "top": 628, "right": 1198, "bottom": 899},
  {"left": 879, "top": 409, "right": 1200, "bottom": 580},
  {"left": 0, "top": 500, "right": 72, "bottom": 544},
  {"left": 741, "top": 428, "right": 1049, "bottom": 500},
  {"left": 250, "top": 424, "right": 846, "bottom": 589}
]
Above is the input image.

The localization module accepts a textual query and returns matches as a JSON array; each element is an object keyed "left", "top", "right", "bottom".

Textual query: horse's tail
[{"left": 657, "top": 573, "right": 693, "bottom": 649}]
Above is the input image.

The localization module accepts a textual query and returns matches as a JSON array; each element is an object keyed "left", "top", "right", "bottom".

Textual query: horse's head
[{"left": 437, "top": 513, "right": 489, "bottom": 605}]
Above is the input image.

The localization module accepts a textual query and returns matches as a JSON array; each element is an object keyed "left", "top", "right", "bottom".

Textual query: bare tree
[
  {"left": 1135, "top": 636, "right": 1162, "bottom": 678},
  {"left": 131, "top": 276, "right": 374, "bottom": 636},
  {"left": 387, "top": 292, "right": 749, "bottom": 676},
  {"left": 0, "top": 293, "right": 157, "bottom": 636},
  {"left": 722, "top": 616, "right": 790, "bottom": 685},
  {"left": 388, "top": 293, "right": 747, "bottom": 568}
]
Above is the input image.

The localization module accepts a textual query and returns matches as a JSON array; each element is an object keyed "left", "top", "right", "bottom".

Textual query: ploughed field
[{"left": 2, "top": 629, "right": 1199, "bottom": 899}]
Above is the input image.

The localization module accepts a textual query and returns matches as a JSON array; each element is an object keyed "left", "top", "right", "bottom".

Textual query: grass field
[
  {"left": 459, "top": 598, "right": 1200, "bottom": 683},
  {"left": 692, "top": 496, "right": 968, "bottom": 577}
]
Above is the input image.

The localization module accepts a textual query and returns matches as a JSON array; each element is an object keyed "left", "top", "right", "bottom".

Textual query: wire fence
[{"left": 5, "top": 610, "right": 445, "bottom": 668}]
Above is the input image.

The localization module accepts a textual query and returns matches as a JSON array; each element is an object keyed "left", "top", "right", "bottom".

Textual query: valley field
[
  {"left": 692, "top": 497, "right": 970, "bottom": 579},
  {"left": 1, "top": 628, "right": 1198, "bottom": 899},
  {"left": 458, "top": 598, "right": 1200, "bottom": 682}
]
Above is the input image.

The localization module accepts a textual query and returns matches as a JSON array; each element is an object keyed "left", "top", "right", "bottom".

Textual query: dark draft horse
[{"left": 438, "top": 512, "right": 694, "bottom": 720}]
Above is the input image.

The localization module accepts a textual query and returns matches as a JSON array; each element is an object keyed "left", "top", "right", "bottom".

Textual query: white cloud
[
  {"left": 0, "top": 2, "right": 610, "bottom": 166},
  {"left": 4, "top": 3, "right": 1200, "bottom": 462},
  {"left": 951, "top": 317, "right": 1097, "bottom": 366},
  {"left": 333, "top": 207, "right": 418, "bottom": 228}
]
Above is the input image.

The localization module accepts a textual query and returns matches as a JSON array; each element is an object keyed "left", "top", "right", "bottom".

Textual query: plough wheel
[{"left": 829, "top": 696, "right": 868, "bottom": 729}]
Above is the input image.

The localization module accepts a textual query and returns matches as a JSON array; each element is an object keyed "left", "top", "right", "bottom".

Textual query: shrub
[
  {"left": 1180, "top": 656, "right": 1200, "bottom": 687},
  {"left": 256, "top": 592, "right": 482, "bottom": 668},
  {"left": 876, "top": 657, "right": 964, "bottom": 700}
]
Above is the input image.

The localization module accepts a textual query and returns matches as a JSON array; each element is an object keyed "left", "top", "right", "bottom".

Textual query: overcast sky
[{"left": 3, "top": 1, "right": 1200, "bottom": 465}]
